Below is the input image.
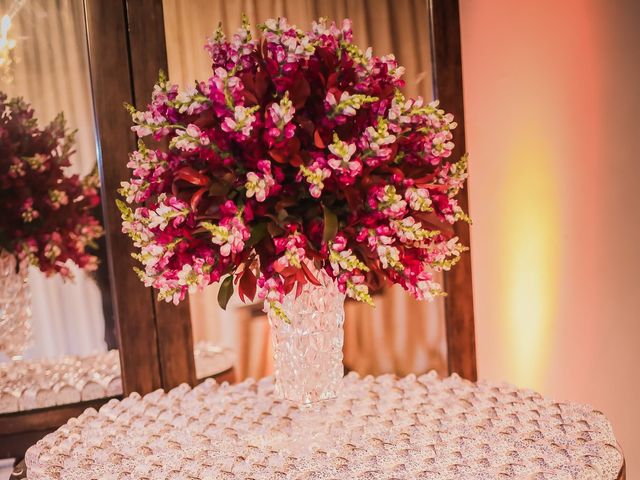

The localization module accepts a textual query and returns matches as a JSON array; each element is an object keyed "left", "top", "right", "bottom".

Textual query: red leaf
[
  {"left": 281, "top": 266, "right": 298, "bottom": 278},
  {"left": 193, "top": 110, "right": 215, "bottom": 129},
  {"left": 268, "top": 149, "right": 287, "bottom": 163},
  {"left": 238, "top": 268, "right": 257, "bottom": 302},
  {"left": 283, "top": 275, "right": 296, "bottom": 294},
  {"left": 298, "top": 117, "right": 315, "bottom": 136},
  {"left": 314, "top": 130, "right": 325, "bottom": 149},
  {"left": 190, "top": 187, "right": 207, "bottom": 212},
  {"left": 295, "top": 269, "right": 307, "bottom": 296},
  {"left": 289, "top": 75, "right": 311, "bottom": 109},
  {"left": 301, "top": 261, "right": 322, "bottom": 286},
  {"left": 288, "top": 137, "right": 301, "bottom": 154},
  {"left": 254, "top": 70, "right": 269, "bottom": 101},
  {"left": 413, "top": 173, "right": 436, "bottom": 184},
  {"left": 344, "top": 188, "right": 359, "bottom": 211},
  {"left": 290, "top": 154, "right": 302, "bottom": 167},
  {"left": 327, "top": 73, "right": 339, "bottom": 89},
  {"left": 242, "top": 90, "right": 258, "bottom": 106},
  {"left": 175, "top": 167, "right": 209, "bottom": 186}
]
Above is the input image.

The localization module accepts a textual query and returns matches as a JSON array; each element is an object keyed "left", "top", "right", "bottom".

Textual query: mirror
[
  {"left": 0, "top": 0, "right": 120, "bottom": 414},
  {"left": 161, "top": 0, "right": 447, "bottom": 382}
]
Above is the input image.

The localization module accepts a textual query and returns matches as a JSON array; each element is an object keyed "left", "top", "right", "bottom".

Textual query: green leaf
[
  {"left": 267, "top": 221, "right": 285, "bottom": 237},
  {"left": 322, "top": 204, "right": 338, "bottom": 243},
  {"left": 246, "top": 221, "right": 268, "bottom": 248},
  {"left": 217, "top": 275, "right": 234, "bottom": 310}
]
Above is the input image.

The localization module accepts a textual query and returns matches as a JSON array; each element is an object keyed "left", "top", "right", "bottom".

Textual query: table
[
  {"left": 0, "top": 343, "right": 235, "bottom": 460},
  {"left": 22, "top": 372, "right": 624, "bottom": 479}
]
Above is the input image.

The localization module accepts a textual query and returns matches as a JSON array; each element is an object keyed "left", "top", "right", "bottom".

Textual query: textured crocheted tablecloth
[
  {"left": 25, "top": 372, "right": 623, "bottom": 479},
  {"left": 0, "top": 342, "right": 234, "bottom": 414}
]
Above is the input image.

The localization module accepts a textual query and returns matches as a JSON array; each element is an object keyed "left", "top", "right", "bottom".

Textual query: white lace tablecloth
[
  {"left": 25, "top": 372, "right": 623, "bottom": 479},
  {"left": 0, "top": 342, "right": 234, "bottom": 414}
]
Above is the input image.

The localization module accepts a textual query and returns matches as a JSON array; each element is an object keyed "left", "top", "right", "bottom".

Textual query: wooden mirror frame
[
  {"left": 429, "top": 0, "right": 477, "bottom": 380},
  {"left": 1, "top": 0, "right": 476, "bottom": 462},
  {"left": 114, "top": 0, "right": 478, "bottom": 387},
  {"left": 133, "top": 0, "right": 477, "bottom": 385},
  {"left": 0, "top": 0, "right": 196, "bottom": 460}
]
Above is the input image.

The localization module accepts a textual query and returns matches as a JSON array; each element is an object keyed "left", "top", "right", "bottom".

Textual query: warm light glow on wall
[
  {"left": 499, "top": 132, "right": 559, "bottom": 387},
  {"left": 462, "top": 0, "right": 640, "bottom": 469}
]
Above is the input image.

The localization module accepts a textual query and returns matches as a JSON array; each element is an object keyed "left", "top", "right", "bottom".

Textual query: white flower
[
  {"left": 405, "top": 187, "right": 433, "bottom": 212},
  {"left": 327, "top": 135, "right": 359, "bottom": 174},
  {"left": 245, "top": 171, "right": 275, "bottom": 202},
  {"left": 376, "top": 244, "right": 403, "bottom": 270},
  {"left": 147, "top": 195, "right": 189, "bottom": 230},
  {"left": 363, "top": 118, "right": 396, "bottom": 160},
  {"left": 299, "top": 164, "right": 331, "bottom": 198},
  {"left": 376, "top": 185, "right": 407, "bottom": 218},
  {"left": 222, "top": 105, "right": 258, "bottom": 137},
  {"left": 201, "top": 218, "right": 248, "bottom": 257},
  {"left": 269, "top": 95, "right": 295, "bottom": 126},
  {"left": 326, "top": 91, "right": 377, "bottom": 117}
]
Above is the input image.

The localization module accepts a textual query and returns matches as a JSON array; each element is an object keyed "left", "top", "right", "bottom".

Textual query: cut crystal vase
[
  {"left": 0, "top": 250, "right": 32, "bottom": 359},
  {"left": 266, "top": 270, "right": 346, "bottom": 404}
]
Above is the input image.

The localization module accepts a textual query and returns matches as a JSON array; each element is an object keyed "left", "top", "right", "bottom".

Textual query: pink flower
[{"left": 120, "top": 17, "right": 469, "bottom": 313}]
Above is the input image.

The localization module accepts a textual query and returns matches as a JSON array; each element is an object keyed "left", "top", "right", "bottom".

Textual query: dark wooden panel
[
  {"left": 125, "top": 0, "right": 197, "bottom": 389},
  {"left": 153, "top": 300, "right": 197, "bottom": 389},
  {"left": 84, "top": 0, "right": 162, "bottom": 394},
  {"left": 0, "top": 398, "right": 116, "bottom": 458},
  {"left": 9, "top": 460, "right": 27, "bottom": 480},
  {"left": 429, "top": 0, "right": 477, "bottom": 380}
]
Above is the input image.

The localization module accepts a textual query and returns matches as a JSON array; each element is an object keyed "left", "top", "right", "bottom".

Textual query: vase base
[{"left": 267, "top": 269, "right": 346, "bottom": 406}]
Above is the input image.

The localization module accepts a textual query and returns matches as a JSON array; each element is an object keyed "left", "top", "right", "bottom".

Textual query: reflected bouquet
[
  {"left": 120, "top": 17, "right": 469, "bottom": 318},
  {"left": 0, "top": 93, "right": 103, "bottom": 277}
]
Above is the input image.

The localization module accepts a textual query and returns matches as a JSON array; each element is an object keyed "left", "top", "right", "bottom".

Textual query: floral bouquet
[
  {"left": 120, "top": 17, "right": 469, "bottom": 321},
  {"left": 0, "top": 93, "right": 103, "bottom": 277}
]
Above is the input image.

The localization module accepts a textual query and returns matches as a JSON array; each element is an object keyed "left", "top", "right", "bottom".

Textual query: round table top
[{"left": 24, "top": 372, "right": 623, "bottom": 479}]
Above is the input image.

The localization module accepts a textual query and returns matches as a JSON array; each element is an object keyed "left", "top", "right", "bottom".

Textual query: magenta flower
[{"left": 119, "top": 16, "right": 469, "bottom": 318}]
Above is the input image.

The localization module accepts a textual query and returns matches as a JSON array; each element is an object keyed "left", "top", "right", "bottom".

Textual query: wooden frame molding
[
  {"left": 121, "top": 0, "right": 479, "bottom": 384},
  {"left": 84, "top": 0, "right": 163, "bottom": 395},
  {"left": 0, "top": 398, "right": 116, "bottom": 459},
  {"left": 429, "top": 0, "right": 478, "bottom": 380},
  {"left": 124, "top": 0, "right": 197, "bottom": 389},
  {"left": 85, "top": 0, "right": 196, "bottom": 392}
]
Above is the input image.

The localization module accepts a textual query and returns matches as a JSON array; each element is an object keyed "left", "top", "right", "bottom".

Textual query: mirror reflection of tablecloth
[{"left": 0, "top": 343, "right": 234, "bottom": 414}]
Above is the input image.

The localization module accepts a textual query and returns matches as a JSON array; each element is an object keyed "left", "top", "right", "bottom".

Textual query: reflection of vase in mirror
[
  {"left": 0, "top": 251, "right": 31, "bottom": 359},
  {"left": 0, "top": 0, "right": 116, "bottom": 386}
]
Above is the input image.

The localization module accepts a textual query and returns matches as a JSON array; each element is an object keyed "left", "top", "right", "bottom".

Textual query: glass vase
[
  {"left": 266, "top": 270, "right": 346, "bottom": 404},
  {"left": 0, "top": 250, "right": 32, "bottom": 359}
]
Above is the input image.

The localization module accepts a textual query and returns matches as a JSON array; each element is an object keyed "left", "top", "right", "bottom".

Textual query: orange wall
[{"left": 460, "top": 0, "right": 640, "bottom": 470}]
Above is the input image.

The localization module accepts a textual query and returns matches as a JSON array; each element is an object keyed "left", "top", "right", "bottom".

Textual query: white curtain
[{"left": 0, "top": 0, "right": 106, "bottom": 360}]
